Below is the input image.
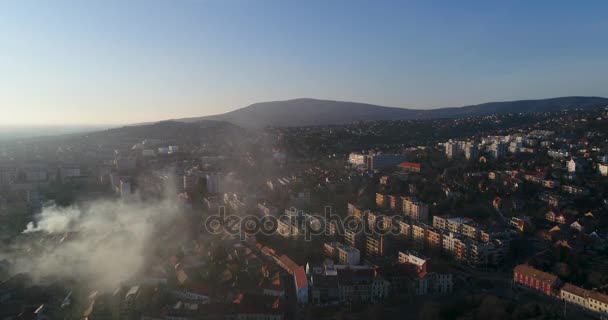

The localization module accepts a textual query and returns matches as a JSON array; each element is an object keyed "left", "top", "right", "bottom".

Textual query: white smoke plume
[
  {"left": 9, "top": 197, "right": 184, "bottom": 290},
  {"left": 23, "top": 204, "right": 81, "bottom": 234}
]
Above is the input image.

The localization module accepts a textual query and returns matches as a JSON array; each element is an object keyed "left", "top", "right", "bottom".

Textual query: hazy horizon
[
  {"left": 2, "top": 94, "right": 608, "bottom": 128},
  {"left": 0, "top": 124, "right": 113, "bottom": 140},
  {"left": 2, "top": 0, "right": 608, "bottom": 125}
]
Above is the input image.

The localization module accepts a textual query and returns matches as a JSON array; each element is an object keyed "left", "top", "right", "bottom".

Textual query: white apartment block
[
  {"left": 411, "top": 223, "right": 427, "bottom": 248},
  {"left": 432, "top": 216, "right": 447, "bottom": 230},
  {"left": 398, "top": 251, "right": 428, "bottom": 271},
  {"left": 348, "top": 153, "right": 367, "bottom": 166},
  {"left": 445, "top": 141, "right": 460, "bottom": 160},
  {"left": 402, "top": 197, "right": 429, "bottom": 222},
  {"left": 561, "top": 284, "right": 608, "bottom": 316},
  {"left": 399, "top": 220, "right": 411, "bottom": 238},
  {"left": 442, "top": 233, "right": 465, "bottom": 261}
]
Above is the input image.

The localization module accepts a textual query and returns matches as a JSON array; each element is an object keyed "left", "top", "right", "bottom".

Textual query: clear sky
[{"left": 1, "top": 0, "right": 607, "bottom": 125}]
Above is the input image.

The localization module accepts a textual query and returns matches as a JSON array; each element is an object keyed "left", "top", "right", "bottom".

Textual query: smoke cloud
[
  {"left": 23, "top": 204, "right": 81, "bottom": 234},
  {"left": 8, "top": 197, "right": 183, "bottom": 290}
]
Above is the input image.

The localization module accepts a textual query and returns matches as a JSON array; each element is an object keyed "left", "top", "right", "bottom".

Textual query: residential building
[
  {"left": 425, "top": 228, "right": 442, "bottom": 250},
  {"left": 324, "top": 242, "right": 360, "bottom": 266},
  {"left": 561, "top": 283, "right": 588, "bottom": 309},
  {"left": 348, "top": 153, "right": 367, "bottom": 167},
  {"left": 411, "top": 223, "right": 427, "bottom": 250},
  {"left": 568, "top": 158, "right": 585, "bottom": 173},
  {"left": 446, "top": 217, "right": 467, "bottom": 234},
  {"left": 467, "top": 239, "right": 501, "bottom": 267},
  {"left": 398, "top": 220, "right": 411, "bottom": 239},
  {"left": 402, "top": 197, "right": 429, "bottom": 222},
  {"left": 461, "top": 223, "right": 478, "bottom": 240},
  {"left": 560, "top": 283, "right": 608, "bottom": 316},
  {"left": 311, "top": 275, "right": 339, "bottom": 305},
  {"left": 366, "top": 235, "right": 385, "bottom": 257},
  {"left": 388, "top": 195, "right": 402, "bottom": 212},
  {"left": 375, "top": 193, "right": 387, "bottom": 208},
  {"left": 464, "top": 142, "right": 479, "bottom": 160},
  {"left": 344, "top": 227, "right": 362, "bottom": 249},
  {"left": 562, "top": 185, "right": 590, "bottom": 197},
  {"left": 428, "top": 273, "right": 453, "bottom": 295},
  {"left": 367, "top": 211, "right": 379, "bottom": 229},
  {"left": 381, "top": 215, "right": 394, "bottom": 232},
  {"left": 326, "top": 220, "right": 339, "bottom": 236},
  {"left": 347, "top": 203, "right": 365, "bottom": 220},
  {"left": 445, "top": 141, "right": 460, "bottom": 160},
  {"left": 490, "top": 142, "right": 507, "bottom": 160},
  {"left": 338, "top": 245, "right": 361, "bottom": 266},
  {"left": 587, "top": 291, "right": 608, "bottom": 316},
  {"left": 336, "top": 269, "right": 375, "bottom": 303},
  {"left": 513, "top": 264, "right": 560, "bottom": 296},
  {"left": 398, "top": 251, "right": 428, "bottom": 274},
  {"left": 510, "top": 217, "right": 529, "bottom": 232},
  {"left": 442, "top": 233, "right": 466, "bottom": 262},
  {"left": 432, "top": 216, "right": 447, "bottom": 230},
  {"left": 371, "top": 276, "right": 391, "bottom": 303}
]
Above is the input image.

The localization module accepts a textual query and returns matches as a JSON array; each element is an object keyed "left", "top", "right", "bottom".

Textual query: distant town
[{"left": 2, "top": 106, "right": 608, "bottom": 319}]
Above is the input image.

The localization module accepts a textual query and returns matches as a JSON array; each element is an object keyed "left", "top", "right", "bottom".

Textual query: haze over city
[
  {"left": 3, "top": 1, "right": 608, "bottom": 320},
  {"left": 1, "top": 0, "right": 608, "bottom": 126}
]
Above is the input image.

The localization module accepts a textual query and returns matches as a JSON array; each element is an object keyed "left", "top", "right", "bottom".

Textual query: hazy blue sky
[{"left": 1, "top": 0, "right": 607, "bottom": 125}]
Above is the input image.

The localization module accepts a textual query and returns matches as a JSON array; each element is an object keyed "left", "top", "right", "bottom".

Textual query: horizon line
[{"left": 1, "top": 94, "right": 606, "bottom": 127}]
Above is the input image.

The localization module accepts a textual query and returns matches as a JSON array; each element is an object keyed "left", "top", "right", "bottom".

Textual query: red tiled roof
[
  {"left": 399, "top": 162, "right": 421, "bottom": 169},
  {"left": 589, "top": 291, "right": 608, "bottom": 305},
  {"left": 562, "top": 283, "right": 588, "bottom": 297},
  {"left": 278, "top": 255, "right": 299, "bottom": 273},
  {"left": 514, "top": 264, "right": 557, "bottom": 283},
  {"left": 294, "top": 266, "right": 308, "bottom": 289}
]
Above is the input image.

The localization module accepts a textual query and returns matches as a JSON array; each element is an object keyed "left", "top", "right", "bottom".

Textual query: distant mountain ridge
[{"left": 177, "top": 96, "right": 608, "bottom": 127}]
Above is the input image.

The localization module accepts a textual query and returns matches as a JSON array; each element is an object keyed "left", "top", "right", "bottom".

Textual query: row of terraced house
[
  {"left": 513, "top": 264, "right": 608, "bottom": 317},
  {"left": 400, "top": 215, "right": 511, "bottom": 267},
  {"left": 346, "top": 202, "right": 512, "bottom": 267}
]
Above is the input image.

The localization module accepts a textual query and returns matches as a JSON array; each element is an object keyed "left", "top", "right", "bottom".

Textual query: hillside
[{"left": 177, "top": 96, "right": 608, "bottom": 127}]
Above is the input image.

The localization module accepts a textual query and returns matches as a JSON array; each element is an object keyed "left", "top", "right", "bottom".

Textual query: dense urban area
[{"left": 2, "top": 107, "right": 608, "bottom": 320}]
